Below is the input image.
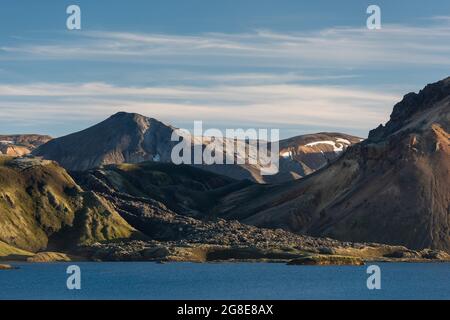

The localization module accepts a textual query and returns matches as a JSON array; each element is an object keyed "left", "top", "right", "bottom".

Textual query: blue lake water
[{"left": 0, "top": 262, "right": 449, "bottom": 300}]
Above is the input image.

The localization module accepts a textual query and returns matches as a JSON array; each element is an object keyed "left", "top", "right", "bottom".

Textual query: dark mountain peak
[
  {"left": 105, "top": 111, "right": 148, "bottom": 127},
  {"left": 391, "top": 77, "right": 450, "bottom": 120},
  {"left": 369, "top": 76, "right": 450, "bottom": 142},
  {"left": 33, "top": 112, "right": 176, "bottom": 171},
  {"left": 110, "top": 111, "right": 130, "bottom": 118},
  {"left": 107, "top": 111, "right": 169, "bottom": 131},
  {"left": 110, "top": 111, "right": 145, "bottom": 120}
]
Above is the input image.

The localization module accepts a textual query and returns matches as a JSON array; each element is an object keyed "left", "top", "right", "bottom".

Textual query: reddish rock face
[{"left": 214, "top": 77, "right": 450, "bottom": 252}]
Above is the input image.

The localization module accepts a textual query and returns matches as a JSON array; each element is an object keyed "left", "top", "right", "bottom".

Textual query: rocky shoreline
[
  {"left": 3, "top": 240, "right": 450, "bottom": 266},
  {"left": 2, "top": 215, "right": 449, "bottom": 266},
  {"left": 71, "top": 240, "right": 450, "bottom": 265}
]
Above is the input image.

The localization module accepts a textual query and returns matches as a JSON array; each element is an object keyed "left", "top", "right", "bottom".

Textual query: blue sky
[{"left": 1, "top": 0, "right": 450, "bottom": 138}]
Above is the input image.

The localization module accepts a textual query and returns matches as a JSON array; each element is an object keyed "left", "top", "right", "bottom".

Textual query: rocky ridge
[{"left": 212, "top": 77, "right": 450, "bottom": 252}]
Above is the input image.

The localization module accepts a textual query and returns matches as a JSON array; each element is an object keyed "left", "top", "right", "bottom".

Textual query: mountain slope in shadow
[{"left": 214, "top": 77, "right": 450, "bottom": 252}]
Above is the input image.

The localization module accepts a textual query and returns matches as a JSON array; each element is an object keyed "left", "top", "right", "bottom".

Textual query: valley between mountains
[{"left": 1, "top": 77, "right": 449, "bottom": 265}]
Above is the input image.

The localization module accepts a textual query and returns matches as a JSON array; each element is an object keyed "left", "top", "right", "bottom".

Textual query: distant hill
[
  {"left": 0, "top": 134, "right": 51, "bottom": 156},
  {"left": 33, "top": 112, "right": 175, "bottom": 171},
  {"left": 33, "top": 112, "right": 360, "bottom": 183},
  {"left": 278, "top": 132, "right": 362, "bottom": 175}
]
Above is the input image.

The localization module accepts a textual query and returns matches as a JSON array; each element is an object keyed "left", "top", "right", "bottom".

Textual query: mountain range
[
  {"left": 0, "top": 77, "right": 449, "bottom": 263},
  {"left": 33, "top": 112, "right": 360, "bottom": 183}
]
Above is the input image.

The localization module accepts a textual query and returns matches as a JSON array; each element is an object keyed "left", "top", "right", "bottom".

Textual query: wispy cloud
[
  {"left": 429, "top": 15, "right": 450, "bottom": 22},
  {"left": 1, "top": 18, "right": 447, "bottom": 137},
  {"left": 2, "top": 19, "right": 450, "bottom": 68},
  {"left": 0, "top": 81, "right": 399, "bottom": 136}
]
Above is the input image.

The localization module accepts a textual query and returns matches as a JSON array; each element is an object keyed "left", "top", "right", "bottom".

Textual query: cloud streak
[
  {"left": 2, "top": 19, "right": 450, "bottom": 68},
  {"left": 1, "top": 19, "right": 447, "bottom": 137},
  {"left": 0, "top": 81, "right": 399, "bottom": 137}
]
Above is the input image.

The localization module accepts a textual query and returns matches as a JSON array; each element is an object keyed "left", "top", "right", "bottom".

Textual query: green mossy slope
[{"left": 0, "top": 157, "right": 141, "bottom": 252}]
